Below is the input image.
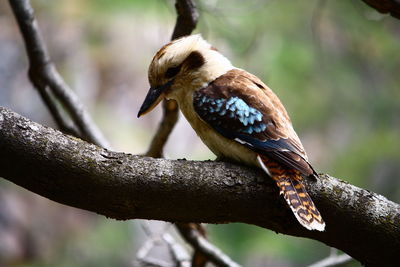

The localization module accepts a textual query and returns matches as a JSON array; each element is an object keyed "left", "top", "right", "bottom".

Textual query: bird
[{"left": 137, "top": 34, "right": 325, "bottom": 231}]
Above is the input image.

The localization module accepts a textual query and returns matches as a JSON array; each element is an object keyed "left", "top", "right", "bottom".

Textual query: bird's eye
[{"left": 165, "top": 65, "right": 181, "bottom": 78}]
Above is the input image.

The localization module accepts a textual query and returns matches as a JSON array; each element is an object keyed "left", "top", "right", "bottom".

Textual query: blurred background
[{"left": 0, "top": 0, "right": 399, "bottom": 266}]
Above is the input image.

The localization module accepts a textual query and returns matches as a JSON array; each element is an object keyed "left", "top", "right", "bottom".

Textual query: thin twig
[
  {"left": 137, "top": 221, "right": 191, "bottom": 267},
  {"left": 146, "top": 99, "right": 179, "bottom": 158},
  {"left": 171, "top": 0, "right": 199, "bottom": 39},
  {"left": 145, "top": 0, "right": 199, "bottom": 157},
  {"left": 308, "top": 248, "right": 353, "bottom": 267},
  {"left": 9, "top": 0, "right": 109, "bottom": 148},
  {"left": 175, "top": 223, "right": 209, "bottom": 267},
  {"left": 37, "top": 85, "right": 80, "bottom": 136},
  {"left": 176, "top": 223, "right": 241, "bottom": 267},
  {"left": 163, "top": 233, "right": 191, "bottom": 267}
]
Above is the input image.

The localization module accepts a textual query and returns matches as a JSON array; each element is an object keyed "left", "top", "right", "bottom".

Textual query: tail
[{"left": 258, "top": 155, "right": 325, "bottom": 231}]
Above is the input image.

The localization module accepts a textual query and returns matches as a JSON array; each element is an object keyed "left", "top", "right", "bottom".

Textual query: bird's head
[{"left": 137, "top": 34, "right": 233, "bottom": 117}]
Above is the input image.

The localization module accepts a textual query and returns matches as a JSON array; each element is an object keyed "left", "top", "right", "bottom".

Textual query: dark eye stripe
[
  {"left": 185, "top": 51, "right": 205, "bottom": 70},
  {"left": 165, "top": 65, "right": 182, "bottom": 78}
]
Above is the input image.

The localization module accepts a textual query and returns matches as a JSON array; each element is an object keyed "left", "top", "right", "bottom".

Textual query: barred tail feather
[
  {"left": 257, "top": 156, "right": 325, "bottom": 231},
  {"left": 276, "top": 176, "right": 325, "bottom": 231}
]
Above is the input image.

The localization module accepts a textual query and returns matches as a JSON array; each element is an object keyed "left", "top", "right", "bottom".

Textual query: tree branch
[
  {"left": 0, "top": 107, "right": 399, "bottom": 266},
  {"left": 176, "top": 223, "right": 241, "bottom": 267},
  {"left": 9, "top": 0, "right": 109, "bottom": 148},
  {"left": 361, "top": 0, "right": 400, "bottom": 19},
  {"left": 145, "top": 0, "right": 199, "bottom": 157},
  {"left": 309, "top": 248, "right": 352, "bottom": 267}
]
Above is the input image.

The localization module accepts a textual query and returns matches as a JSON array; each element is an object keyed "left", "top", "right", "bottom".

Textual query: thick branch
[{"left": 0, "top": 107, "right": 399, "bottom": 266}]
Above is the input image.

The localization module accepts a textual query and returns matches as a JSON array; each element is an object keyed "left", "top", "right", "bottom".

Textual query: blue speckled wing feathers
[{"left": 193, "top": 69, "right": 315, "bottom": 176}]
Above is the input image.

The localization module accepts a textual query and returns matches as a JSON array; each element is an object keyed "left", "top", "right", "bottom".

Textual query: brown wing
[{"left": 193, "top": 69, "right": 315, "bottom": 176}]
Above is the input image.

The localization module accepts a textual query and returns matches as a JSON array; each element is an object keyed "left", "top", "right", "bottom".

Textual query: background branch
[
  {"left": 176, "top": 223, "right": 241, "bottom": 267},
  {"left": 309, "top": 248, "right": 352, "bottom": 267},
  {"left": 0, "top": 107, "right": 399, "bottom": 267},
  {"left": 9, "top": 0, "right": 109, "bottom": 148},
  {"left": 361, "top": 0, "right": 400, "bottom": 19},
  {"left": 145, "top": 0, "right": 199, "bottom": 158}
]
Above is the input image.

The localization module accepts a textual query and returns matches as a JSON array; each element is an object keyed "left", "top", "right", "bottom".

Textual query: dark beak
[{"left": 137, "top": 80, "right": 173, "bottom": 118}]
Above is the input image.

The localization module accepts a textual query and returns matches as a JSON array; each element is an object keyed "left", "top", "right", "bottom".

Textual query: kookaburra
[{"left": 138, "top": 34, "right": 325, "bottom": 231}]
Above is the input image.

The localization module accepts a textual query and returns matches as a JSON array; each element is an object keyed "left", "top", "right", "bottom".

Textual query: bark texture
[{"left": 0, "top": 107, "right": 399, "bottom": 266}]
